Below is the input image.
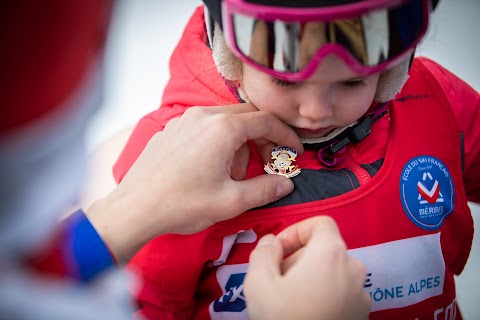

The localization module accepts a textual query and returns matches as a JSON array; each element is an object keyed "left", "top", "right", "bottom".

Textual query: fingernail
[
  {"left": 257, "top": 234, "right": 275, "bottom": 247},
  {"left": 275, "top": 179, "right": 294, "bottom": 200}
]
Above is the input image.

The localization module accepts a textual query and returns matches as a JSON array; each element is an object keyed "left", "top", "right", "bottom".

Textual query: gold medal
[{"left": 264, "top": 146, "right": 301, "bottom": 178}]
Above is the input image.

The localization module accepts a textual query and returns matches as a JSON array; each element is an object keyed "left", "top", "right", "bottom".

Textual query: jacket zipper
[{"left": 342, "top": 147, "right": 372, "bottom": 185}]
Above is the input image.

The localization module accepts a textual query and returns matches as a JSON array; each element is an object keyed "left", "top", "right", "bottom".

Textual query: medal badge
[{"left": 264, "top": 146, "right": 301, "bottom": 178}]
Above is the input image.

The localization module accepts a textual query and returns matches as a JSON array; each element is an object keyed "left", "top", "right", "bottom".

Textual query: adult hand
[
  {"left": 244, "top": 216, "right": 371, "bottom": 320},
  {"left": 86, "top": 104, "right": 303, "bottom": 262}
]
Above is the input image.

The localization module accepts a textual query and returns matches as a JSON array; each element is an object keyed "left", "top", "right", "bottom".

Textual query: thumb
[
  {"left": 244, "top": 235, "right": 282, "bottom": 301},
  {"left": 233, "top": 175, "right": 294, "bottom": 212}
]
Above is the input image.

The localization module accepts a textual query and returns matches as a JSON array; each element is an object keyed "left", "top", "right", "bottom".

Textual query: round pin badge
[
  {"left": 399, "top": 155, "right": 454, "bottom": 230},
  {"left": 264, "top": 146, "right": 301, "bottom": 178}
]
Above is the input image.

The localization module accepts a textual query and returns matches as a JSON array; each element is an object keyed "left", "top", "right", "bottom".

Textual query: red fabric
[
  {"left": 418, "top": 59, "right": 480, "bottom": 203},
  {"left": 112, "top": 6, "right": 238, "bottom": 181},
  {"left": 25, "top": 229, "right": 70, "bottom": 280},
  {"left": 113, "top": 7, "right": 480, "bottom": 320},
  {"left": 0, "top": 0, "right": 113, "bottom": 135}
]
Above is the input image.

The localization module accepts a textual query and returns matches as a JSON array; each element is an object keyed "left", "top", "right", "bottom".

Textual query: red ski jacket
[{"left": 113, "top": 7, "right": 480, "bottom": 320}]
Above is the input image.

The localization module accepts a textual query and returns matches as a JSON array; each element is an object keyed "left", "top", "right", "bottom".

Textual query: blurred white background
[{"left": 86, "top": 0, "right": 480, "bottom": 317}]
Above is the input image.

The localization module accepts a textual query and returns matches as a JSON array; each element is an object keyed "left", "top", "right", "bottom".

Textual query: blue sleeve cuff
[{"left": 63, "top": 210, "right": 115, "bottom": 282}]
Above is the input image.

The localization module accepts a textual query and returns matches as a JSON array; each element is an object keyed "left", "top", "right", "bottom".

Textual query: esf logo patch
[{"left": 400, "top": 156, "right": 454, "bottom": 230}]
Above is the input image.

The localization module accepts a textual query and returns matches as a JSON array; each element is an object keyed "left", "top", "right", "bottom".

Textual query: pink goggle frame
[{"left": 222, "top": 0, "right": 431, "bottom": 81}]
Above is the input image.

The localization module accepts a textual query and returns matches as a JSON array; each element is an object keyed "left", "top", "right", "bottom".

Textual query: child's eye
[
  {"left": 271, "top": 77, "right": 295, "bottom": 87},
  {"left": 342, "top": 79, "right": 366, "bottom": 89}
]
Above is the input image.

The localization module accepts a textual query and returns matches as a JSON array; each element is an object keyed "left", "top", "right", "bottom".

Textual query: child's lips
[{"left": 294, "top": 127, "right": 334, "bottom": 139}]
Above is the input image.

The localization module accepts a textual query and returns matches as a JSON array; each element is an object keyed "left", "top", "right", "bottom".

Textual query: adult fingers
[
  {"left": 223, "top": 175, "right": 294, "bottom": 215},
  {"left": 230, "top": 143, "right": 250, "bottom": 181},
  {"left": 277, "top": 216, "right": 342, "bottom": 256},
  {"left": 209, "top": 105, "right": 304, "bottom": 157},
  {"left": 348, "top": 257, "right": 372, "bottom": 317},
  {"left": 252, "top": 138, "right": 279, "bottom": 164},
  {"left": 162, "top": 117, "right": 180, "bottom": 131},
  {"left": 280, "top": 223, "right": 346, "bottom": 277},
  {"left": 348, "top": 257, "right": 370, "bottom": 295},
  {"left": 205, "top": 103, "right": 259, "bottom": 115},
  {"left": 244, "top": 235, "right": 282, "bottom": 299},
  {"left": 230, "top": 111, "right": 303, "bottom": 154},
  {"left": 181, "top": 105, "right": 303, "bottom": 157},
  {"left": 280, "top": 246, "right": 305, "bottom": 274}
]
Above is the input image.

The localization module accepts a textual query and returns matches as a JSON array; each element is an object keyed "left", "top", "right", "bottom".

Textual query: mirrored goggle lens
[{"left": 231, "top": 0, "right": 426, "bottom": 74}]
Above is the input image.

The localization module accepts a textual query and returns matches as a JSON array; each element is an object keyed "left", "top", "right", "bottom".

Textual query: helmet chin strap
[
  {"left": 305, "top": 102, "right": 390, "bottom": 167},
  {"left": 300, "top": 123, "right": 358, "bottom": 145}
]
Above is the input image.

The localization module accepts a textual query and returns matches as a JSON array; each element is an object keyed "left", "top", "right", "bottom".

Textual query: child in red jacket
[{"left": 114, "top": 0, "right": 480, "bottom": 319}]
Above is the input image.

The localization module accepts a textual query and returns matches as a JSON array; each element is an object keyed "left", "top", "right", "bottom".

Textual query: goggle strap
[
  {"left": 203, "top": 0, "right": 223, "bottom": 30},
  {"left": 204, "top": 6, "right": 216, "bottom": 49}
]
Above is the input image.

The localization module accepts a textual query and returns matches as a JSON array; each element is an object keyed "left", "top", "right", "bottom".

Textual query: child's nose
[{"left": 298, "top": 90, "right": 333, "bottom": 122}]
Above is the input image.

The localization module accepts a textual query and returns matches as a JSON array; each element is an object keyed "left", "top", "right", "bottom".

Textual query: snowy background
[{"left": 85, "top": 1, "right": 480, "bottom": 317}]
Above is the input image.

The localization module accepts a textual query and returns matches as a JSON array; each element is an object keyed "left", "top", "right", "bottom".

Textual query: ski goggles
[{"left": 222, "top": 0, "right": 430, "bottom": 81}]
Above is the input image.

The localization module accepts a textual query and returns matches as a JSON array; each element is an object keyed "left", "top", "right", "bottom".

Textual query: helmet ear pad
[
  {"left": 374, "top": 57, "right": 411, "bottom": 103},
  {"left": 206, "top": 12, "right": 411, "bottom": 104},
  {"left": 210, "top": 20, "right": 243, "bottom": 82}
]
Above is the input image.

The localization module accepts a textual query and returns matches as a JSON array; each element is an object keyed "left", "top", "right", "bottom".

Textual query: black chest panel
[{"left": 259, "top": 159, "right": 384, "bottom": 209}]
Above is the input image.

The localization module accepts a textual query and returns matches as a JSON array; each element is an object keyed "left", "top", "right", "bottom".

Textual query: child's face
[{"left": 241, "top": 54, "right": 380, "bottom": 140}]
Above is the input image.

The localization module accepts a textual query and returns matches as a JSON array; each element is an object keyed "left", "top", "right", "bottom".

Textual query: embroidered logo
[{"left": 400, "top": 156, "right": 454, "bottom": 230}]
